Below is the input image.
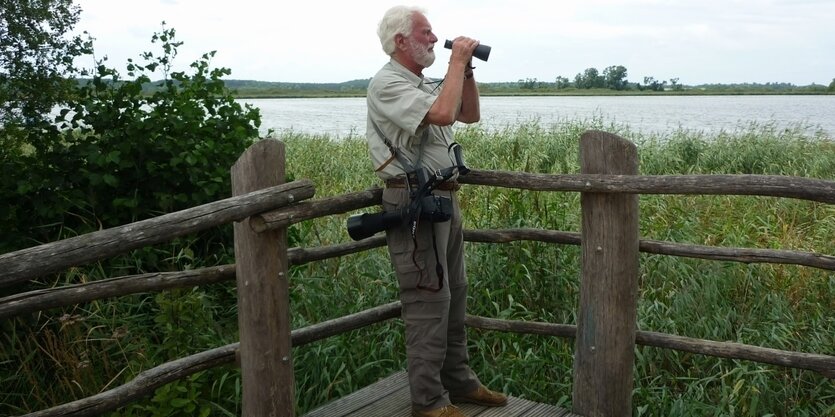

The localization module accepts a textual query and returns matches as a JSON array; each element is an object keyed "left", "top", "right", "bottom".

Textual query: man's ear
[{"left": 394, "top": 34, "right": 407, "bottom": 51}]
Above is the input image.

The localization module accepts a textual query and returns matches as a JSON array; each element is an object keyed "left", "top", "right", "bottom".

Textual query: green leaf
[
  {"left": 170, "top": 398, "right": 191, "bottom": 408},
  {"left": 16, "top": 181, "right": 33, "bottom": 194},
  {"left": 103, "top": 174, "right": 118, "bottom": 187}
]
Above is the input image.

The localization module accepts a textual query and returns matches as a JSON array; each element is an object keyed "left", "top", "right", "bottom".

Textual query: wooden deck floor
[{"left": 303, "top": 371, "right": 581, "bottom": 417}]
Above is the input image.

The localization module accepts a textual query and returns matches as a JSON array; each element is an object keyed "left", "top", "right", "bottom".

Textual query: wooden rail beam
[
  {"left": 22, "top": 302, "right": 403, "bottom": 417},
  {"left": 4, "top": 229, "right": 832, "bottom": 320},
  {"left": 251, "top": 187, "right": 382, "bottom": 232},
  {"left": 0, "top": 180, "right": 314, "bottom": 287},
  {"left": 465, "top": 315, "right": 835, "bottom": 379},
  {"left": 464, "top": 228, "right": 835, "bottom": 271},
  {"left": 24, "top": 308, "right": 832, "bottom": 417},
  {"left": 460, "top": 170, "right": 835, "bottom": 204},
  {"left": 0, "top": 238, "right": 388, "bottom": 320},
  {"left": 0, "top": 265, "right": 236, "bottom": 319}
]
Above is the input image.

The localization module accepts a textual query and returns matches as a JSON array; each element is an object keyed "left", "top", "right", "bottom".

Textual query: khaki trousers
[{"left": 382, "top": 187, "right": 481, "bottom": 411}]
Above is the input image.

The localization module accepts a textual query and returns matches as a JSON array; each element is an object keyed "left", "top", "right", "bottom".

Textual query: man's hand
[
  {"left": 448, "top": 36, "right": 479, "bottom": 70},
  {"left": 424, "top": 36, "right": 481, "bottom": 126}
]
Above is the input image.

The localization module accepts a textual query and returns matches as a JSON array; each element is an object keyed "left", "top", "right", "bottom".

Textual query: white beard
[{"left": 408, "top": 37, "right": 436, "bottom": 68}]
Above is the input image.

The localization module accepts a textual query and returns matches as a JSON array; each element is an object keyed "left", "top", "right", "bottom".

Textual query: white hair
[{"left": 377, "top": 6, "right": 426, "bottom": 56}]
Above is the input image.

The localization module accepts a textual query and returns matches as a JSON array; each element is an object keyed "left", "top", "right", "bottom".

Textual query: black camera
[
  {"left": 443, "top": 39, "right": 491, "bottom": 62},
  {"left": 346, "top": 144, "right": 468, "bottom": 241},
  {"left": 346, "top": 192, "right": 455, "bottom": 240},
  {"left": 346, "top": 169, "right": 455, "bottom": 241},
  {"left": 346, "top": 208, "right": 408, "bottom": 241}
]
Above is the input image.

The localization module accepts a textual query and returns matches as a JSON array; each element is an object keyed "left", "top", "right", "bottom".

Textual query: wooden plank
[
  {"left": 476, "top": 396, "right": 536, "bottom": 416},
  {"left": 522, "top": 403, "right": 574, "bottom": 417},
  {"left": 345, "top": 385, "right": 411, "bottom": 417},
  {"left": 457, "top": 403, "right": 488, "bottom": 416},
  {"left": 303, "top": 371, "right": 580, "bottom": 417},
  {"left": 305, "top": 371, "right": 409, "bottom": 417}
]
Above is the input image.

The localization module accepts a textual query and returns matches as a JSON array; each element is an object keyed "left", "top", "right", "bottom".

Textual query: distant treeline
[
  {"left": 224, "top": 79, "right": 370, "bottom": 97},
  {"left": 117, "top": 76, "right": 835, "bottom": 98},
  {"left": 220, "top": 77, "right": 835, "bottom": 98}
]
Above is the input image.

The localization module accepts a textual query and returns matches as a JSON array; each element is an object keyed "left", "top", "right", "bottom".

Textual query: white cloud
[{"left": 74, "top": 0, "right": 835, "bottom": 85}]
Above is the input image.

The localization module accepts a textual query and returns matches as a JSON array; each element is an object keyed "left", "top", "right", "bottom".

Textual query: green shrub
[
  {"left": 0, "top": 24, "right": 259, "bottom": 417},
  {"left": 0, "top": 25, "right": 260, "bottom": 256}
]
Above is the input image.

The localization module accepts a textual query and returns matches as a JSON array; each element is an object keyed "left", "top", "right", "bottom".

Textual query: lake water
[{"left": 240, "top": 95, "right": 835, "bottom": 139}]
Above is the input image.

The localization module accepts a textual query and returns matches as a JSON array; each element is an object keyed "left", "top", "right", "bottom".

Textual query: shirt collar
[{"left": 388, "top": 58, "right": 426, "bottom": 88}]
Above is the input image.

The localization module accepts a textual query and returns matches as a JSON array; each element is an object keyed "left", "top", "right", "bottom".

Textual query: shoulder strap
[{"left": 371, "top": 119, "right": 429, "bottom": 174}]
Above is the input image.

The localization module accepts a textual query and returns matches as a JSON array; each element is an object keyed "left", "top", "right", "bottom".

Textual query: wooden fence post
[
  {"left": 573, "top": 130, "right": 640, "bottom": 417},
  {"left": 231, "top": 139, "right": 295, "bottom": 417}
]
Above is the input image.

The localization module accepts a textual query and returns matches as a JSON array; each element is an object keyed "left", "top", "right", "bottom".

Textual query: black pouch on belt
[{"left": 418, "top": 194, "right": 452, "bottom": 223}]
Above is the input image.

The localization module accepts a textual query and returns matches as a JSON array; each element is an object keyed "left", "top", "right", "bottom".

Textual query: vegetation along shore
[
  {"left": 225, "top": 77, "right": 835, "bottom": 98},
  {"left": 3, "top": 119, "right": 833, "bottom": 416}
]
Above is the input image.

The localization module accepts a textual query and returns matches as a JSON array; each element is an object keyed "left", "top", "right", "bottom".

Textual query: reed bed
[{"left": 1, "top": 119, "right": 833, "bottom": 416}]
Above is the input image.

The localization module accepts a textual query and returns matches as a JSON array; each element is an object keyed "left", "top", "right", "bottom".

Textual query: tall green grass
[{"left": 1, "top": 119, "right": 833, "bottom": 416}]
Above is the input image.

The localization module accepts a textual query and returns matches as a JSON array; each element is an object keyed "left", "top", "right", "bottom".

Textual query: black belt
[{"left": 385, "top": 178, "right": 460, "bottom": 191}]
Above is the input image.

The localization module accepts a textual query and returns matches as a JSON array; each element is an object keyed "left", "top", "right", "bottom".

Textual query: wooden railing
[{"left": 1, "top": 132, "right": 834, "bottom": 417}]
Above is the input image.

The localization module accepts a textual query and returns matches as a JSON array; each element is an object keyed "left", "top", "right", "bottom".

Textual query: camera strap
[
  {"left": 371, "top": 119, "right": 429, "bottom": 175},
  {"left": 414, "top": 222, "right": 445, "bottom": 293}
]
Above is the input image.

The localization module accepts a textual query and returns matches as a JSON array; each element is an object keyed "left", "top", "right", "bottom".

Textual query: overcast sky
[{"left": 74, "top": 0, "right": 835, "bottom": 85}]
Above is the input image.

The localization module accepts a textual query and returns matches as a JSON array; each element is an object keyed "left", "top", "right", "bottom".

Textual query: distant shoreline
[
  {"left": 232, "top": 92, "right": 835, "bottom": 99},
  {"left": 231, "top": 90, "right": 834, "bottom": 99},
  {"left": 222, "top": 77, "right": 834, "bottom": 99}
]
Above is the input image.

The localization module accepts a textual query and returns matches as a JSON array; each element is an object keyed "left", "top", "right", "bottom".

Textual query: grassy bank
[{"left": 2, "top": 119, "right": 833, "bottom": 416}]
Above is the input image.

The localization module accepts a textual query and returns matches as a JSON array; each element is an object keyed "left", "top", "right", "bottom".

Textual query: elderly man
[{"left": 365, "top": 5, "right": 507, "bottom": 417}]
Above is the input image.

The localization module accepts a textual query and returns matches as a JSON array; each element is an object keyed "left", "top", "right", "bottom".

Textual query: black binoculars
[{"left": 443, "top": 39, "right": 491, "bottom": 62}]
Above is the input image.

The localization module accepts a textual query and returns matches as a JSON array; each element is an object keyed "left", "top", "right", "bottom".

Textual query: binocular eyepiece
[{"left": 444, "top": 39, "right": 491, "bottom": 62}]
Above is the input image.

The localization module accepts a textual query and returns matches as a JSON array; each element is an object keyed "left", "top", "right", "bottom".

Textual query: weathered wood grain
[
  {"left": 5, "top": 229, "right": 831, "bottom": 320},
  {"left": 251, "top": 187, "right": 383, "bottom": 232},
  {"left": 0, "top": 180, "right": 314, "bottom": 287},
  {"left": 231, "top": 139, "right": 295, "bottom": 417},
  {"left": 573, "top": 130, "right": 640, "bottom": 417},
  {"left": 465, "top": 315, "right": 835, "bottom": 378},
  {"left": 27, "top": 310, "right": 833, "bottom": 417},
  {"left": 460, "top": 170, "right": 835, "bottom": 204}
]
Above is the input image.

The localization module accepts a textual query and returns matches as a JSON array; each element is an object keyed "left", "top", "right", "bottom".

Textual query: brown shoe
[
  {"left": 411, "top": 405, "right": 466, "bottom": 417},
  {"left": 450, "top": 385, "right": 508, "bottom": 407}
]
